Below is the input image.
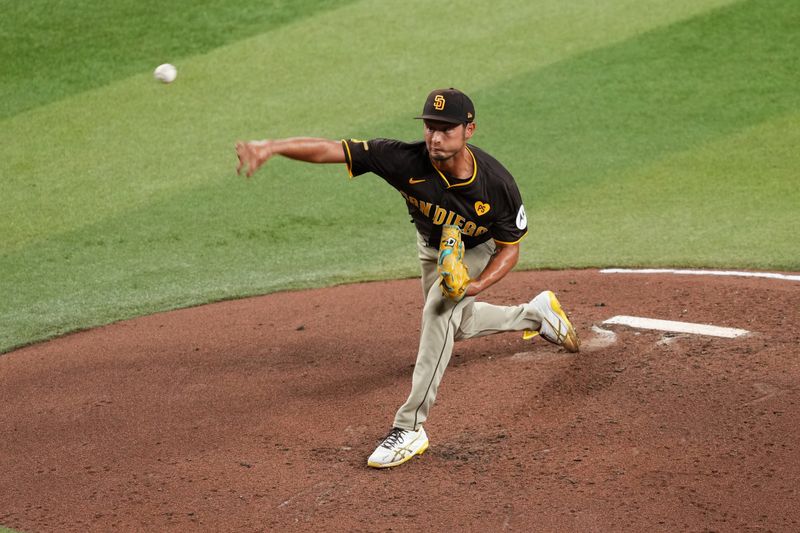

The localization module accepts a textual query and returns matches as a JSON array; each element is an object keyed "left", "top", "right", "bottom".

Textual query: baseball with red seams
[{"left": 154, "top": 63, "right": 177, "bottom": 83}]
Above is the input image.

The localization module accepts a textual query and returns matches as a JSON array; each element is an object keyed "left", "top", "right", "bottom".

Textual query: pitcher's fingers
[
  {"left": 235, "top": 142, "right": 246, "bottom": 175},
  {"left": 247, "top": 158, "right": 258, "bottom": 178}
]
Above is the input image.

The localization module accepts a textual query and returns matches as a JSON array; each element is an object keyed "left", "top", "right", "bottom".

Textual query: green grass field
[{"left": 2, "top": 0, "right": 799, "bottom": 356}]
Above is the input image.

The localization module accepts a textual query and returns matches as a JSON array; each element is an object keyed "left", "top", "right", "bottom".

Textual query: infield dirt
[{"left": 1, "top": 270, "right": 798, "bottom": 532}]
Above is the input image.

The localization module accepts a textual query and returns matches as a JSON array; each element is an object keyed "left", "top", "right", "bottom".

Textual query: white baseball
[{"left": 154, "top": 63, "right": 177, "bottom": 84}]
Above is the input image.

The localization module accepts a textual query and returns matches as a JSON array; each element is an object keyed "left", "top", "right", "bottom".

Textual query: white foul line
[
  {"left": 603, "top": 315, "right": 749, "bottom": 339},
  {"left": 600, "top": 268, "right": 800, "bottom": 282}
]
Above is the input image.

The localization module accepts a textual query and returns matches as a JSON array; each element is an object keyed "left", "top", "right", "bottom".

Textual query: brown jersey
[{"left": 342, "top": 138, "right": 528, "bottom": 249}]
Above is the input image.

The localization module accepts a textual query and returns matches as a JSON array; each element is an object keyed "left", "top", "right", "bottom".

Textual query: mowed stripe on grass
[{"left": 5, "top": 0, "right": 793, "bottom": 353}]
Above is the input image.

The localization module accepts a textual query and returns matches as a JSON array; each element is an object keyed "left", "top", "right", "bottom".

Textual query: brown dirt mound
[{"left": 1, "top": 270, "right": 798, "bottom": 532}]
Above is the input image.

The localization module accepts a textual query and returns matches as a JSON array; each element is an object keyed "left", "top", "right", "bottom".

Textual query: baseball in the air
[{"left": 154, "top": 63, "right": 177, "bottom": 84}]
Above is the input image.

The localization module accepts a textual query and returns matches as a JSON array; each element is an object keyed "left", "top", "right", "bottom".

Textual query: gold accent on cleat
[
  {"left": 522, "top": 329, "right": 539, "bottom": 341},
  {"left": 524, "top": 291, "right": 580, "bottom": 352}
]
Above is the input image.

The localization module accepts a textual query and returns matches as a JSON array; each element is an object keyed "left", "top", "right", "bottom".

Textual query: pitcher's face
[{"left": 424, "top": 120, "right": 474, "bottom": 161}]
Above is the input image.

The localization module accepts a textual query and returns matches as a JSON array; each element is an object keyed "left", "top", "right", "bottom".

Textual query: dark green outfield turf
[{"left": 0, "top": 0, "right": 355, "bottom": 119}]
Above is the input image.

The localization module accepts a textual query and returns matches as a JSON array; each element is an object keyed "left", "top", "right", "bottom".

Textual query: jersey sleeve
[
  {"left": 341, "top": 138, "right": 402, "bottom": 178},
  {"left": 491, "top": 181, "right": 529, "bottom": 245}
]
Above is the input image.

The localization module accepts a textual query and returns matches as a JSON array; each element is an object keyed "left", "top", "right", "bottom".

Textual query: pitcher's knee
[{"left": 422, "top": 295, "right": 451, "bottom": 320}]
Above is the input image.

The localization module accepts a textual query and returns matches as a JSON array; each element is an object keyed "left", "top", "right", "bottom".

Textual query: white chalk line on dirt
[
  {"left": 603, "top": 315, "right": 749, "bottom": 338},
  {"left": 600, "top": 268, "right": 800, "bottom": 282}
]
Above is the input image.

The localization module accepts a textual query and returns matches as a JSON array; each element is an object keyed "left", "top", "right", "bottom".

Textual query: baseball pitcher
[{"left": 235, "top": 88, "right": 579, "bottom": 468}]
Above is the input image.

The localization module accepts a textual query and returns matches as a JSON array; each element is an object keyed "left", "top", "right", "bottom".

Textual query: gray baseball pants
[{"left": 393, "top": 233, "right": 544, "bottom": 431}]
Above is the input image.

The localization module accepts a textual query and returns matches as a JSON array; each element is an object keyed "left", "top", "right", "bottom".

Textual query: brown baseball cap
[{"left": 415, "top": 88, "right": 475, "bottom": 125}]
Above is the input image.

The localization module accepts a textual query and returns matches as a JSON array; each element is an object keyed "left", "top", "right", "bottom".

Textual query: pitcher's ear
[{"left": 464, "top": 122, "right": 476, "bottom": 139}]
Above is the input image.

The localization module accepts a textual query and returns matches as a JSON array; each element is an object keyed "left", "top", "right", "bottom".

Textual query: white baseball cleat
[
  {"left": 367, "top": 427, "right": 429, "bottom": 468},
  {"left": 523, "top": 290, "right": 580, "bottom": 353}
]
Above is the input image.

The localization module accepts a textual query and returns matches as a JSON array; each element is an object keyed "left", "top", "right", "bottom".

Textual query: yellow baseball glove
[{"left": 437, "top": 225, "right": 470, "bottom": 301}]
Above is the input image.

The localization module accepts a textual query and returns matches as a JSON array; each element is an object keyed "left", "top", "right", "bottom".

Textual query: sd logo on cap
[{"left": 416, "top": 88, "right": 475, "bottom": 125}]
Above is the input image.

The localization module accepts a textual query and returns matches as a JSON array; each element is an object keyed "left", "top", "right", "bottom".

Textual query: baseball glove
[{"left": 437, "top": 225, "right": 470, "bottom": 301}]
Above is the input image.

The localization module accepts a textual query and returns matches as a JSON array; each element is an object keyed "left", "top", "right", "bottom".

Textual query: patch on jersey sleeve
[{"left": 516, "top": 205, "right": 528, "bottom": 230}]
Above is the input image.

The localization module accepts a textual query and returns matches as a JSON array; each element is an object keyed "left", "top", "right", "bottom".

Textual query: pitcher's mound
[{"left": 1, "top": 269, "right": 798, "bottom": 532}]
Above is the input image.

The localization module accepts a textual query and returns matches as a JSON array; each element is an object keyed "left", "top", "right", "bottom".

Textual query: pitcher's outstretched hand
[{"left": 235, "top": 140, "right": 272, "bottom": 178}]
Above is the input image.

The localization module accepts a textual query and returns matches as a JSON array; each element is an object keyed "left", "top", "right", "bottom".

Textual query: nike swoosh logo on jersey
[{"left": 408, "top": 178, "right": 427, "bottom": 185}]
